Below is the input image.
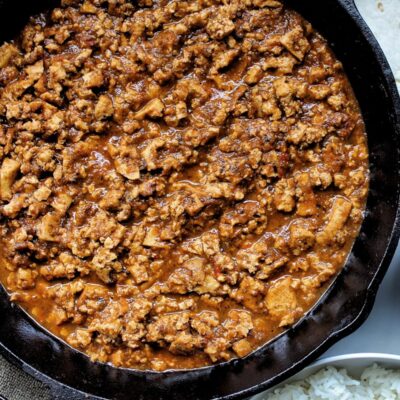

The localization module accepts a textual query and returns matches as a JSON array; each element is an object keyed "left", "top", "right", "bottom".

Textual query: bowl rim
[{"left": 309, "top": 352, "right": 400, "bottom": 367}]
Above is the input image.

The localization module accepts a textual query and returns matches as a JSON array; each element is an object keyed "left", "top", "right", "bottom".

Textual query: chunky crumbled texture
[{"left": 0, "top": 0, "right": 368, "bottom": 371}]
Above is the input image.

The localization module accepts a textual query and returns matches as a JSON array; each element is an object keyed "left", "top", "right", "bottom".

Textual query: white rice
[{"left": 265, "top": 364, "right": 400, "bottom": 400}]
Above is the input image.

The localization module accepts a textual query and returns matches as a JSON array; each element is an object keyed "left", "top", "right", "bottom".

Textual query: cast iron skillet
[{"left": 0, "top": 0, "right": 399, "bottom": 399}]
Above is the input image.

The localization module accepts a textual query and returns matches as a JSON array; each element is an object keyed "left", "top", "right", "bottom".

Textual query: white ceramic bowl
[{"left": 251, "top": 353, "right": 400, "bottom": 399}]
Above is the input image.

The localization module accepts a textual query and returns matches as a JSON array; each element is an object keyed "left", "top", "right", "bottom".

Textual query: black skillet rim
[{"left": 0, "top": 0, "right": 400, "bottom": 399}]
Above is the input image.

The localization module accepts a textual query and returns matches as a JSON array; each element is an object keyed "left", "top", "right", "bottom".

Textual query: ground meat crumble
[{"left": 0, "top": 0, "right": 368, "bottom": 371}]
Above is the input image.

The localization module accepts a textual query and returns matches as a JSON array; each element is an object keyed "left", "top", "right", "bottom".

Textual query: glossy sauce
[{"left": 0, "top": 0, "right": 368, "bottom": 370}]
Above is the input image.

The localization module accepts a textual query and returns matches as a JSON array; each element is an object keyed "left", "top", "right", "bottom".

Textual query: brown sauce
[{"left": 0, "top": 0, "right": 369, "bottom": 371}]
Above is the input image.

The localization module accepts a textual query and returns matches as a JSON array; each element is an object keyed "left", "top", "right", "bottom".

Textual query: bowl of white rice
[{"left": 251, "top": 353, "right": 400, "bottom": 400}]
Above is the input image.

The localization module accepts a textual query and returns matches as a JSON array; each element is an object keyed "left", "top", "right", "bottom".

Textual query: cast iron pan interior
[{"left": 0, "top": 0, "right": 399, "bottom": 399}]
